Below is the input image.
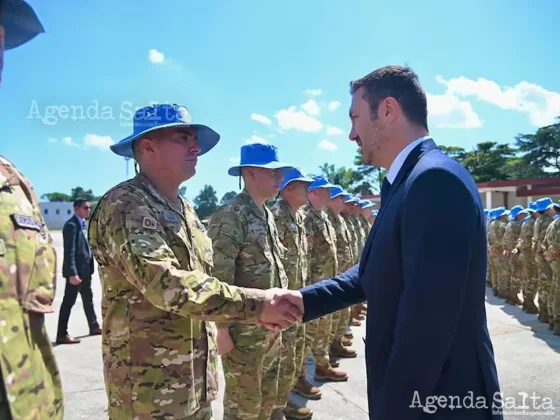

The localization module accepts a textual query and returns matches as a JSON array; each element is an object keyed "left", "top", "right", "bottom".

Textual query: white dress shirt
[{"left": 386, "top": 136, "right": 430, "bottom": 184}]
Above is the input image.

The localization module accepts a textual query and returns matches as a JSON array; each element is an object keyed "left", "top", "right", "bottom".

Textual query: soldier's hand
[
  {"left": 69, "top": 275, "right": 82, "bottom": 286},
  {"left": 503, "top": 250, "right": 509, "bottom": 257},
  {"left": 258, "top": 288, "right": 304, "bottom": 332},
  {"left": 546, "top": 251, "right": 555, "bottom": 262},
  {"left": 217, "top": 328, "right": 234, "bottom": 355}
]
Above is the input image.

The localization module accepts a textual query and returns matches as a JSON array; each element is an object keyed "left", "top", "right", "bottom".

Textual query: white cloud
[
  {"left": 149, "top": 49, "right": 165, "bottom": 64},
  {"left": 305, "top": 89, "right": 322, "bottom": 97},
  {"left": 317, "top": 140, "right": 338, "bottom": 151},
  {"left": 326, "top": 125, "right": 344, "bottom": 136},
  {"left": 436, "top": 75, "right": 560, "bottom": 127},
  {"left": 274, "top": 106, "right": 323, "bottom": 132},
  {"left": 84, "top": 134, "right": 114, "bottom": 150},
  {"left": 301, "top": 99, "right": 320, "bottom": 116},
  {"left": 427, "top": 93, "right": 482, "bottom": 129},
  {"left": 229, "top": 156, "right": 240, "bottom": 164},
  {"left": 328, "top": 101, "right": 341, "bottom": 111},
  {"left": 244, "top": 134, "right": 267, "bottom": 144},
  {"left": 61, "top": 137, "right": 80, "bottom": 147},
  {"left": 251, "top": 113, "right": 272, "bottom": 125}
]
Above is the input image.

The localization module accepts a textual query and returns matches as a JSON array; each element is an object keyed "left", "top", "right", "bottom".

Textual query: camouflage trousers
[
  {"left": 305, "top": 315, "right": 332, "bottom": 368},
  {"left": 274, "top": 323, "right": 306, "bottom": 410},
  {"left": 330, "top": 307, "right": 351, "bottom": 342},
  {"left": 536, "top": 257, "right": 553, "bottom": 318},
  {"left": 508, "top": 253, "right": 522, "bottom": 298},
  {"left": 520, "top": 251, "right": 538, "bottom": 305},
  {"left": 487, "top": 249, "right": 492, "bottom": 284},
  {"left": 190, "top": 402, "right": 213, "bottom": 420},
  {"left": 222, "top": 327, "right": 282, "bottom": 420},
  {"left": 492, "top": 254, "right": 509, "bottom": 294},
  {"left": 489, "top": 255, "right": 500, "bottom": 290},
  {"left": 549, "top": 262, "right": 560, "bottom": 325}
]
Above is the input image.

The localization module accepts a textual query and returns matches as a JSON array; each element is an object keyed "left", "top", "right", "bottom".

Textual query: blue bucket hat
[
  {"left": 529, "top": 201, "right": 537, "bottom": 212},
  {"left": 509, "top": 205, "right": 524, "bottom": 220},
  {"left": 280, "top": 167, "right": 314, "bottom": 191},
  {"left": 372, "top": 210, "right": 379, "bottom": 216},
  {"left": 330, "top": 185, "right": 347, "bottom": 199},
  {"left": 493, "top": 207, "right": 507, "bottom": 219},
  {"left": 535, "top": 197, "right": 553, "bottom": 212},
  {"left": 343, "top": 194, "right": 360, "bottom": 204},
  {"left": 1, "top": 0, "right": 45, "bottom": 51},
  {"left": 360, "top": 200, "right": 375, "bottom": 209},
  {"left": 110, "top": 103, "right": 220, "bottom": 159},
  {"left": 308, "top": 175, "right": 337, "bottom": 192},
  {"left": 228, "top": 143, "right": 294, "bottom": 176}
]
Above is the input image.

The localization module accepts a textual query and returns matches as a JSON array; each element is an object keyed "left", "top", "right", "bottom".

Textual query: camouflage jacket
[
  {"left": 270, "top": 199, "right": 308, "bottom": 290},
  {"left": 488, "top": 220, "right": 502, "bottom": 254},
  {"left": 0, "top": 156, "right": 63, "bottom": 420},
  {"left": 351, "top": 216, "right": 366, "bottom": 255},
  {"left": 341, "top": 213, "right": 360, "bottom": 265},
  {"left": 88, "top": 174, "right": 266, "bottom": 420},
  {"left": 327, "top": 209, "right": 354, "bottom": 273},
  {"left": 207, "top": 191, "right": 288, "bottom": 347},
  {"left": 358, "top": 215, "right": 371, "bottom": 240},
  {"left": 516, "top": 217, "right": 536, "bottom": 253},
  {"left": 543, "top": 218, "right": 560, "bottom": 270},
  {"left": 303, "top": 203, "right": 338, "bottom": 282},
  {"left": 503, "top": 219, "right": 522, "bottom": 252},
  {"left": 533, "top": 214, "right": 553, "bottom": 257}
]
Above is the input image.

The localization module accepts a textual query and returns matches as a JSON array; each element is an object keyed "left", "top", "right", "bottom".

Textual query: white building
[{"left": 40, "top": 202, "right": 75, "bottom": 230}]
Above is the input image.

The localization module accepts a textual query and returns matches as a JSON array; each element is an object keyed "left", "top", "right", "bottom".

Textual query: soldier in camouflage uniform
[
  {"left": 543, "top": 202, "right": 560, "bottom": 335},
  {"left": 485, "top": 210, "right": 492, "bottom": 286},
  {"left": 326, "top": 186, "right": 357, "bottom": 364},
  {"left": 0, "top": 3, "right": 64, "bottom": 419},
  {"left": 88, "top": 108, "right": 302, "bottom": 420},
  {"left": 515, "top": 205, "right": 539, "bottom": 314},
  {"left": 488, "top": 208, "right": 505, "bottom": 296},
  {"left": 270, "top": 168, "right": 315, "bottom": 420},
  {"left": 207, "top": 143, "right": 292, "bottom": 420},
  {"left": 532, "top": 197, "right": 556, "bottom": 324},
  {"left": 502, "top": 206, "right": 524, "bottom": 305},
  {"left": 348, "top": 197, "right": 368, "bottom": 323},
  {"left": 302, "top": 175, "right": 348, "bottom": 382}
]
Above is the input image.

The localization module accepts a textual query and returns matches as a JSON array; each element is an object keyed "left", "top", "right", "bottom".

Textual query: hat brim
[
  {"left": 110, "top": 123, "right": 220, "bottom": 159},
  {"left": 2, "top": 0, "right": 45, "bottom": 50},
  {"left": 361, "top": 203, "right": 375, "bottom": 209},
  {"left": 308, "top": 182, "right": 337, "bottom": 192},
  {"left": 330, "top": 191, "right": 346, "bottom": 198},
  {"left": 227, "top": 162, "right": 294, "bottom": 177},
  {"left": 281, "top": 176, "right": 314, "bottom": 190}
]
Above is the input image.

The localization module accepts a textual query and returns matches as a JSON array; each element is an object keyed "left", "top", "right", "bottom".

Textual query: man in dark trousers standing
[
  {"left": 268, "top": 65, "right": 503, "bottom": 419},
  {"left": 56, "top": 198, "right": 101, "bottom": 344}
]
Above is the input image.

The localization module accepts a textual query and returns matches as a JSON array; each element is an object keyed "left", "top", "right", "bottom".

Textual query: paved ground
[{"left": 44, "top": 232, "right": 560, "bottom": 419}]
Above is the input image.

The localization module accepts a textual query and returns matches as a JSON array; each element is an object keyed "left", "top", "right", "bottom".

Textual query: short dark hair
[
  {"left": 73, "top": 198, "right": 90, "bottom": 208},
  {"left": 350, "top": 65, "right": 428, "bottom": 131}
]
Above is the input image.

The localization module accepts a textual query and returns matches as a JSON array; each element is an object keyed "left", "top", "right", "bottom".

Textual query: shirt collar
[
  {"left": 76, "top": 214, "right": 85, "bottom": 227},
  {"left": 386, "top": 136, "right": 430, "bottom": 184}
]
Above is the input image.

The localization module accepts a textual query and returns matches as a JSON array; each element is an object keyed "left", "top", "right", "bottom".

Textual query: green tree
[
  {"left": 515, "top": 119, "right": 560, "bottom": 175},
  {"left": 220, "top": 191, "right": 237, "bottom": 205},
  {"left": 41, "top": 192, "right": 72, "bottom": 202},
  {"left": 353, "top": 149, "right": 386, "bottom": 194},
  {"left": 194, "top": 185, "right": 218, "bottom": 219},
  {"left": 457, "top": 142, "right": 516, "bottom": 183}
]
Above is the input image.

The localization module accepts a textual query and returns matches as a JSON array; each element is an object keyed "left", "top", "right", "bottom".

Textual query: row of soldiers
[
  {"left": 204, "top": 142, "right": 375, "bottom": 420},
  {"left": 486, "top": 197, "right": 560, "bottom": 336}
]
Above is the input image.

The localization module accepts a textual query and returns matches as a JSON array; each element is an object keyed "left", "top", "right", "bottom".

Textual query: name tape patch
[{"left": 11, "top": 214, "right": 43, "bottom": 232}]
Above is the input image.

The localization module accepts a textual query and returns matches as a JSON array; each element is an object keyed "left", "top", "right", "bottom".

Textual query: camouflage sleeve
[
  {"left": 206, "top": 210, "right": 245, "bottom": 328},
  {"left": 549, "top": 222, "right": 560, "bottom": 257},
  {"left": 532, "top": 220, "right": 539, "bottom": 252},
  {"left": 99, "top": 203, "right": 263, "bottom": 323}
]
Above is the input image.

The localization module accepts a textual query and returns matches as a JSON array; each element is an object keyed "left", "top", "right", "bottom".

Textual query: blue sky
[{"left": 1, "top": 0, "right": 559, "bottom": 202}]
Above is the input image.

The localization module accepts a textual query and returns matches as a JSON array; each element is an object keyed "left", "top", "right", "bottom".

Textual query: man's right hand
[
  {"left": 217, "top": 327, "right": 234, "bottom": 355},
  {"left": 257, "top": 288, "right": 304, "bottom": 332},
  {"left": 69, "top": 275, "right": 82, "bottom": 286}
]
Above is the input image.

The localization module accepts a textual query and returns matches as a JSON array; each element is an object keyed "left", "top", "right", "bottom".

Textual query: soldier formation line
[{"left": 486, "top": 201, "right": 560, "bottom": 336}]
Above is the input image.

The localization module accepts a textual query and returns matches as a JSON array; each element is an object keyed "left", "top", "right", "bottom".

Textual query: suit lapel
[{"left": 359, "top": 138, "right": 437, "bottom": 275}]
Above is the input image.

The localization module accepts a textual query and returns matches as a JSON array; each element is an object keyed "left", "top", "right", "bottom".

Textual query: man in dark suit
[
  {"left": 270, "top": 65, "right": 503, "bottom": 419},
  {"left": 56, "top": 198, "right": 101, "bottom": 344}
]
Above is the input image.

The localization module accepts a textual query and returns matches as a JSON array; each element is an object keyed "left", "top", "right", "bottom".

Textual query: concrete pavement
[{"left": 44, "top": 232, "right": 560, "bottom": 419}]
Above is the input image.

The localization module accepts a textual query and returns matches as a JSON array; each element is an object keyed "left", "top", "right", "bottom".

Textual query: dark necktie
[
  {"left": 81, "top": 221, "right": 92, "bottom": 258},
  {"left": 380, "top": 178, "right": 391, "bottom": 206}
]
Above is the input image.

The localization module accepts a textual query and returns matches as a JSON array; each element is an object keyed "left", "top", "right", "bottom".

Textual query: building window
[
  {"left": 56, "top": 209, "right": 60, "bottom": 215},
  {"left": 67, "top": 209, "right": 71, "bottom": 215},
  {"left": 44, "top": 209, "right": 48, "bottom": 214}
]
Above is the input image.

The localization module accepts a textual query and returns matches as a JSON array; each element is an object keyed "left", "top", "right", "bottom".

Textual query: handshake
[{"left": 256, "top": 288, "right": 305, "bottom": 332}]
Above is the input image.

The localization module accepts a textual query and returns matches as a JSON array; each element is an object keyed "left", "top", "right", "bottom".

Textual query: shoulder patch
[{"left": 142, "top": 216, "right": 158, "bottom": 230}]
